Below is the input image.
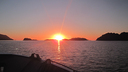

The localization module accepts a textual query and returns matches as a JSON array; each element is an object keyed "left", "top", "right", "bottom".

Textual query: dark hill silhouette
[
  {"left": 23, "top": 38, "right": 37, "bottom": 41},
  {"left": 69, "top": 37, "right": 87, "bottom": 41},
  {"left": 23, "top": 38, "right": 32, "bottom": 40},
  {"left": 97, "top": 32, "right": 128, "bottom": 41},
  {"left": 0, "top": 34, "right": 13, "bottom": 40},
  {"left": 120, "top": 32, "right": 128, "bottom": 40}
]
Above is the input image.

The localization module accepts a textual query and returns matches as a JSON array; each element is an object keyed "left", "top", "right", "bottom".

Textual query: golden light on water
[
  {"left": 58, "top": 41, "right": 60, "bottom": 53},
  {"left": 57, "top": 40, "right": 61, "bottom": 60}
]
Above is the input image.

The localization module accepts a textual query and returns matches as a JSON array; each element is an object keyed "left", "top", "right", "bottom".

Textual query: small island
[
  {"left": 96, "top": 32, "right": 128, "bottom": 41},
  {"left": 45, "top": 39, "right": 56, "bottom": 41},
  {"left": 23, "top": 38, "right": 32, "bottom": 40},
  {"left": 0, "top": 34, "right": 13, "bottom": 40},
  {"left": 23, "top": 38, "right": 37, "bottom": 41},
  {"left": 69, "top": 37, "right": 87, "bottom": 41}
]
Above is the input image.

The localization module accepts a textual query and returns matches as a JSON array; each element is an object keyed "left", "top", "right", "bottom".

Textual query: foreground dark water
[{"left": 0, "top": 41, "right": 128, "bottom": 72}]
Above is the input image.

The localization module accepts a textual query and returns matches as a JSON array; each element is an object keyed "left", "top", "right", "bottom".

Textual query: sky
[{"left": 0, "top": 0, "right": 128, "bottom": 40}]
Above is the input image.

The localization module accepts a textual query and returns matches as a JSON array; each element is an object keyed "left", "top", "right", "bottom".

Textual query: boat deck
[{"left": 0, "top": 54, "right": 77, "bottom": 72}]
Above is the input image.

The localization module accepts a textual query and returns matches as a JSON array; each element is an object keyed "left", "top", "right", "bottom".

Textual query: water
[{"left": 0, "top": 41, "right": 128, "bottom": 72}]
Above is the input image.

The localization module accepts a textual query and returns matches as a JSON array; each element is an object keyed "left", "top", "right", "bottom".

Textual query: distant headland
[
  {"left": 0, "top": 34, "right": 13, "bottom": 40},
  {"left": 96, "top": 32, "right": 128, "bottom": 41}
]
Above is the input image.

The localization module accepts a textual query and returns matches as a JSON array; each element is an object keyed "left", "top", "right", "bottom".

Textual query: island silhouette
[
  {"left": 69, "top": 38, "right": 87, "bottom": 41},
  {"left": 0, "top": 34, "right": 13, "bottom": 40},
  {"left": 23, "top": 38, "right": 37, "bottom": 41},
  {"left": 96, "top": 32, "right": 128, "bottom": 41},
  {"left": 23, "top": 38, "right": 32, "bottom": 40}
]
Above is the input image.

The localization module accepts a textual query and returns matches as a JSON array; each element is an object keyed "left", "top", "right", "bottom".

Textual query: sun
[{"left": 53, "top": 34, "right": 64, "bottom": 41}]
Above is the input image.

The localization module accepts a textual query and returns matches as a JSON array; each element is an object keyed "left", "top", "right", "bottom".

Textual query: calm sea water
[{"left": 0, "top": 41, "right": 128, "bottom": 72}]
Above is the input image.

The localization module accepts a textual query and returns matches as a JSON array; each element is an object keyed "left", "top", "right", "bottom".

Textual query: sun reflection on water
[
  {"left": 57, "top": 40, "right": 61, "bottom": 60},
  {"left": 58, "top": 40, "right": 60, "bottom": 53}
]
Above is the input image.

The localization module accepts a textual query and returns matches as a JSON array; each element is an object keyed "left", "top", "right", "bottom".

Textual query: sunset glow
[{"left": 53, "top": 34, "right": 64, "bottom": 41}]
